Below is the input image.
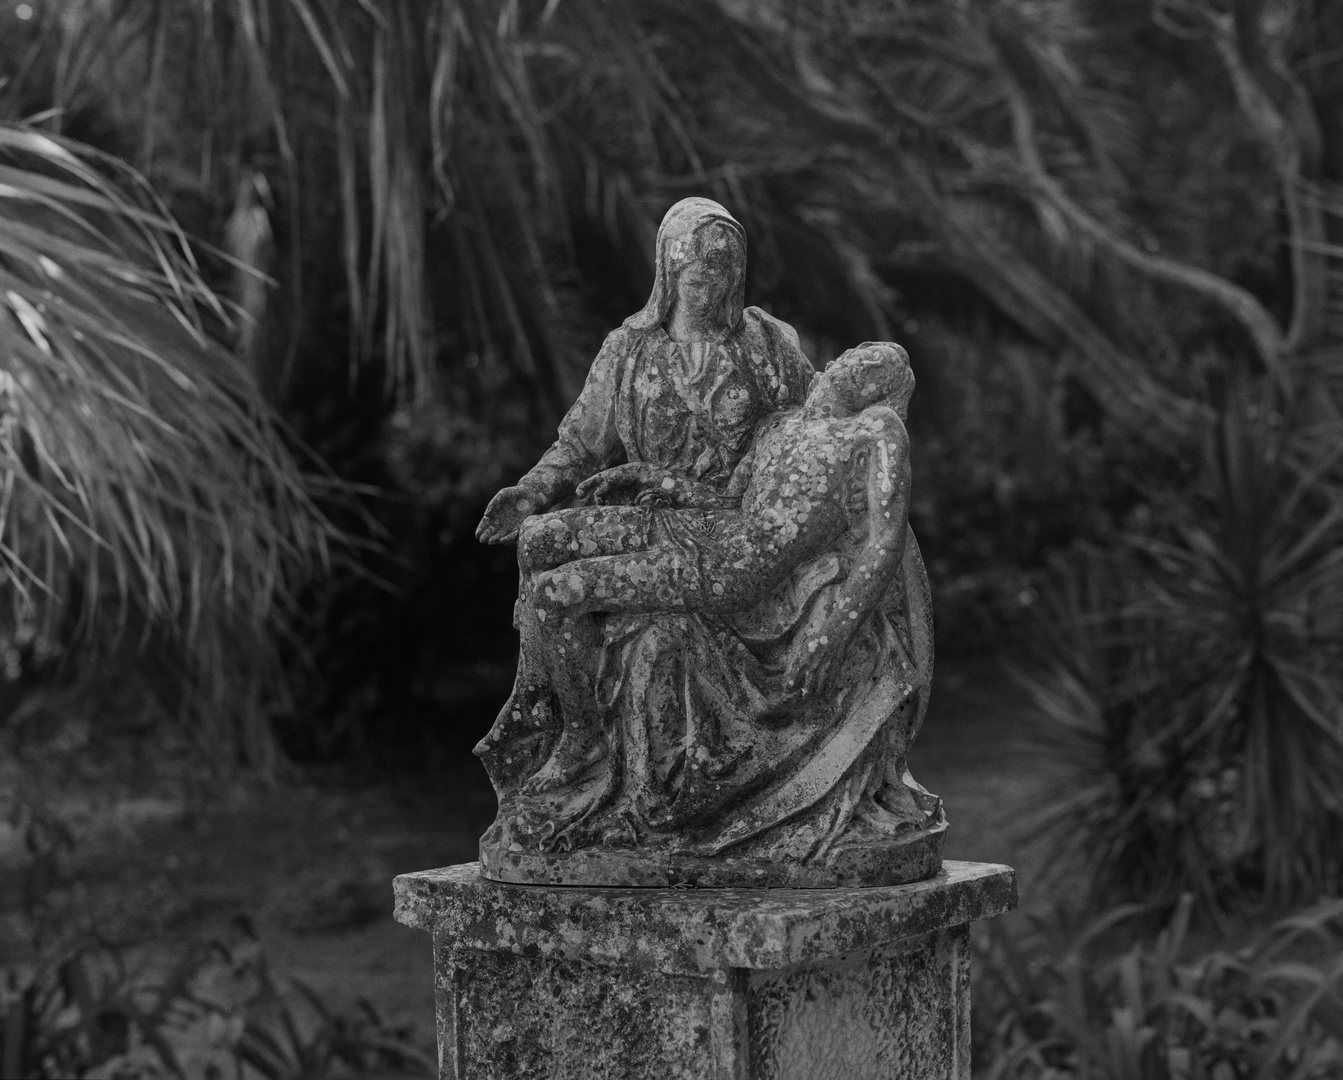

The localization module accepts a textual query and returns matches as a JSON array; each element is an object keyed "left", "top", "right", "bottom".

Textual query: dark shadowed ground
[{"left": 2, "top": 653, "right": 1053, "bottom": 1050}]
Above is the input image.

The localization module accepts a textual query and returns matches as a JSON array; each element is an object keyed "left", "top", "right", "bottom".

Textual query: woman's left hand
[{"left": 576, "top": 463, "right": 672, "bottom": 505}]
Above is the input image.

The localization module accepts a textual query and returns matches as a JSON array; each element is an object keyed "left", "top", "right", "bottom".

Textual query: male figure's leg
[
  {"left": 515, "top": 506, "right": 651, "bottom": 794},
  {"left": 517, "top": 505, "right": 651, "bottom": 573}
]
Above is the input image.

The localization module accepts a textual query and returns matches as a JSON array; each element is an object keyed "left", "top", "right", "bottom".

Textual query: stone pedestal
[{"left": 394, "top": 859, "right": 1015, "bottom": 1079}]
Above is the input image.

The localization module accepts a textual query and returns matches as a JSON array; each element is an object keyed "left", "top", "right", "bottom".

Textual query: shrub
[
  {"left": 1020, "top": 379, "right": 1343, "bottom": 914},
  {"left": 0, "top": 930, "right": 433, "bottom": 1080},
  {"left": 975, "top": 896, "right": 1343, "bottom": 1080}
]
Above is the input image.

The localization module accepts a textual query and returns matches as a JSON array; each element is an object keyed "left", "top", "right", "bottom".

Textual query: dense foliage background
[{"left": 4, "top": 0, "right": 1343, "bottom": 1074}]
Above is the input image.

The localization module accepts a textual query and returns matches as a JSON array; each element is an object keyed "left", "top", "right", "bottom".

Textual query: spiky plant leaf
[
  {"left": 1020, "top": 377, "right": 1343, "bottom": 914},
  {"left": 0, "top": 122, "right": 330, "bottom": 762}
]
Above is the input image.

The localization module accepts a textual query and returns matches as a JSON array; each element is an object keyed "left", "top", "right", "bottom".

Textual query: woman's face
[
  {"left": 669, "top": 225, "right": 738, "bottom": 320},
  {"left": 674, "top": 258, "right": 731, "bottom": 317}
]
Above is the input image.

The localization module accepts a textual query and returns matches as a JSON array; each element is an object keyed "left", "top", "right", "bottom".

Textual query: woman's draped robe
[{"left": 477, "top": 313, "right": 808, "bottom": 781}]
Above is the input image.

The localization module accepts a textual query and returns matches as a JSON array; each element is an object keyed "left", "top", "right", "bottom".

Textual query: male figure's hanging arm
[{"left": 783, "top": 414, "right": 911, "bottom": 697}]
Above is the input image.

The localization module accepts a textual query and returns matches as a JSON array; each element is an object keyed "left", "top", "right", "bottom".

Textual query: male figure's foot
[{"left": 521, "top": 728, "right": 608, "bottom": 794}]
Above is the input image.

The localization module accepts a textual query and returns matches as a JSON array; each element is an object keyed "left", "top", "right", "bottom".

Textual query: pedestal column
[{"left": 394, "top": 859, "right": 1015, "bottom": 1079}]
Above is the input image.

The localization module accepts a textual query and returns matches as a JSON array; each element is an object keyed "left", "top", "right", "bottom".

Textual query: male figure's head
[{"left": 808, "top": 342, "right": 914, "bottom": 420}]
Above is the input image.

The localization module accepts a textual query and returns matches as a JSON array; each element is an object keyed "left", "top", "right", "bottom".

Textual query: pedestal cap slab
[{"left": 394, "top": 859, "right": 1015, "bottom": 976}]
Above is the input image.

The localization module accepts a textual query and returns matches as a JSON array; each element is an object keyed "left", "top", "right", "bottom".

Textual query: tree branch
[
  {"left": 933, "top": 200, "right": 1204, "bottom": 445},
  {"left": 1201, "top": 0, "right": 1329, "bottom": 354},
  {"left": 690, "top": 4, "right": 1204, "bottom": 443},
  {"left": 1001, "top": 78, "right": 1288, "bottom": 371}
]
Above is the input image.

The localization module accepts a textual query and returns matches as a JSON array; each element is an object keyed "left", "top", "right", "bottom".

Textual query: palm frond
[{"left": 0, "top": 122, "right": 331, "bottom": 760}]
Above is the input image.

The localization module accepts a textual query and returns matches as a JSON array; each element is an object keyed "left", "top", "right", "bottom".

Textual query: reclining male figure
[{"left": 514, "top": 341, "right": 915, "bottom": 793}]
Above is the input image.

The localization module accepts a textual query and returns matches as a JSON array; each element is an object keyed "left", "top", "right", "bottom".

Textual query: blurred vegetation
[
  {"left": 1, "top": 0, "right": 1342, "bottom": 1000},
  {"left": 974, "top": 896, "right": 1343, "bottom": 1079},
  {"left": 0, "top": 927, "right": 432, "bottom": 1078},
  {"left": 1021, "top": 381, "right": 1343, "bottom": 915},
  {"left": 0, "top": 124, "right": 334, "bottom": 770}
]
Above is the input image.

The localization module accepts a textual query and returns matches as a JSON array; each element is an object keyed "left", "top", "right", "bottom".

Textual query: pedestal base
[
  {"left": 478, "top": 819, "right": 947, "bottom": 888},
  {"left": 394, "top": 859, "right": 1016, "bottom": 1079}
]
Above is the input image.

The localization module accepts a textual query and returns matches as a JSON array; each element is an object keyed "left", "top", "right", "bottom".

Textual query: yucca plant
[
  {"left": 1019, "top": 375, "right": 1343, "bottom": 913},
  {"left": 0, "top": 122, "right": 331, "bottom": 765},
  {"left": 994, "top": 0, "right": 1343, "bottom": 916}
]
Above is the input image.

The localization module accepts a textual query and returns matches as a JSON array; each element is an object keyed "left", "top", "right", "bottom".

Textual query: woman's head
[
  {"left": 625, "top": 198, "right": 747, "bottom": 332},
  {"left": 667, "top": 221, "right": 743, "bottom": 322},
  {"left": 809, "top": 342, "right": 914, "bottom": 419}
]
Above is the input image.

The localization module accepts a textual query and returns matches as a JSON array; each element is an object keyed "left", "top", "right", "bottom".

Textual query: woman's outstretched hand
[{"left": 477, "top": 484, "right": 545, "bottom": 544}]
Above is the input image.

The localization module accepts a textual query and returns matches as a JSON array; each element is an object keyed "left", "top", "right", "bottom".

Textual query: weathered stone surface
[
  {"left": 473, "top": 197, "right": 943, "bottom": 886},
  {"left": 746, "top": 928, "right": 970, "bottom": 1079},
  {"left": 394, "top": 860, "right": 1015, "bottom": 1079},
  {"left": 443, "top": 949, "right": 737, "bottom": 1079},
  {"left": 479, "top": 819, "right": 946, "bottom": 888},
  {"left": 396, "top": 859, "right": 1012, "bottom": 973}
]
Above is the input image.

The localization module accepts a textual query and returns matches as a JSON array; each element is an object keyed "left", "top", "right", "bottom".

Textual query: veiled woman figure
[{"left": 475, "top": 198, "right": 815, "bottom": 794}]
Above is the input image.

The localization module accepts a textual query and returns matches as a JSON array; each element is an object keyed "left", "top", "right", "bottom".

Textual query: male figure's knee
[
  {"left": 517, "top": 518, "right": 546, "bottom": 572},
  {"left": 518, "top": 516, "right": 572, "bottom": 573}
]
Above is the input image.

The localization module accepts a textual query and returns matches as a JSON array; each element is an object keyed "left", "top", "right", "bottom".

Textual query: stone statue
[{"left": 474, "top": 198, "right": 943, "bottom": 887}]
